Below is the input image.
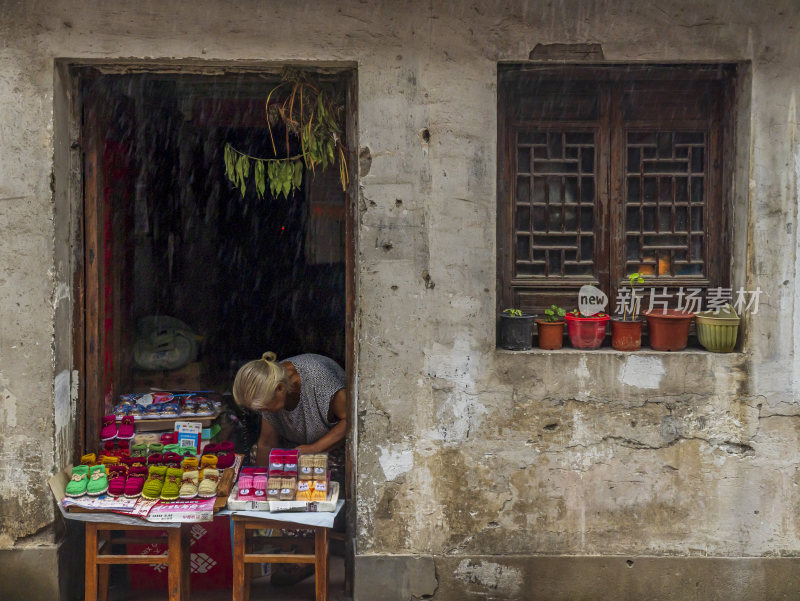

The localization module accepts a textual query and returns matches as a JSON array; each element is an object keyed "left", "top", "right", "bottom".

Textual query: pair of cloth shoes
[
  {"left": 66, "top": 465, "right": 108, "bottom": 497},
  {"left": 141, "top": 466, "right": 185, "bottom": 501},
  {"left": 237, "top": 469, "right": 268, "bottom": 500},
  {"left": 147, "top": 452, "right": 182, "bottom": 468},
  {"left": 107, "top": 465, "right": 147, "bottom": 497},
  {"left": 202, "top": 441, "right": 235, "bottom": 469},
  {"left": 100, "top": 415, "right": 135, "bottom": 441}
]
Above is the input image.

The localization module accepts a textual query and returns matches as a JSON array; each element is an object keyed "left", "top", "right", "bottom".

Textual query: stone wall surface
[{"left": 0, "top": 0, "right": 799, "bottom": 599}]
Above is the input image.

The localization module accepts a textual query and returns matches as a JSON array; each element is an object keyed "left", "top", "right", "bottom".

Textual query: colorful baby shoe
[
  {"left": 163, "top": 443, "right": 180, "bottom": 454},
  {"left": 179, "top": 446, "right": 197, "bottom": 457},
  {"left": 80, "top": 453, "right": 96, "bottom": 466},
  {"left": 148, "top": 442, "right": 164, "bottom": 455},
  {"left": 87, "top": 465, "right": 109, "bottom": 496},
  {"left": 122, "top": 455, "right": 147, "bottom": 470},
  {"left": 216, "top": 441, "right": 236, "bottom": 469},
  {"left": 118, "top": 439, "right": 129, "bottom": 451},
  {"left": 181, "top": 456, "right": 198, "bottom": 471},
  {"left": 237, "top": 472, "right": 254, "bottom": 500},
  {"left": 295, "top": 479, "right": 312, "bottom": 502},
  {"left": 131, "top": 442, "right": 147, "bottom": 457},
  {"left": 197, "top": 468, "right": 219, "bottom": 498},
  {"left": 117, "top": 415, "right": 135, "bottom": 440},
  {"left": 202, "top": 443, "right": 219, "bottom": 455},
  {"left": 179, "top": 470, "right": 199, "bottom": 499},
  {"left": 65, "top": 465, "right": 90, "bottom": 497},
  {"left": 107, "top": 465, "right": 128, "bottom": 497},
  {"left": 163, "top": 452, "right": 183, "bottom": 468},
  {"left": 124, "top": 466, "right": 148, "bottom": 498},
  {"left": 160, "top": 468, "right": 183, "bottom": 501},
  {"left": 311, "top": 479, "right": 328, "bottom": 502},
  {"left": 100, "top": 415, "right": 117, "bottom": 441},
  {"left": 141, "top": 465, "right": 168, "bottom": 500},
  {"left": 253, "top": 474, "right": 268, "bottom": 500},
  {"left": 200, "top": 454, "right": 218, "bottom": 471},
  {"left": 147, "top": 453, "right": 164, "bottom": 466},
  {"left": 160, "top": 432, "right": 178, "bottom": 445},
  {"left": 267, "top": 477, "right": 281, "bottom": 501},
  {"left": 100, "top": 455, "right": 119, "bottom": 472}
]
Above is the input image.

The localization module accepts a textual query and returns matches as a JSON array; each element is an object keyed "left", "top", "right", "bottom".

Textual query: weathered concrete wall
[{"left": 0, "top": 1, "right": 799, "bottom": 599}]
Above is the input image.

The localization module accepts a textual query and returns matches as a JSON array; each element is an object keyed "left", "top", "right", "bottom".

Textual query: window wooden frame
[{"left": 497, "top": 65, "right": 735, "bottom": 317}]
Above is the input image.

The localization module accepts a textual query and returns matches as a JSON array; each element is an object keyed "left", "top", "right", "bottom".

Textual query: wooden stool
[
  {"left": 84, "top": 521, "right": 191, "bottom": 601},
  {"left": 232, "top": 516, "right": 330, "bottom": 601}
]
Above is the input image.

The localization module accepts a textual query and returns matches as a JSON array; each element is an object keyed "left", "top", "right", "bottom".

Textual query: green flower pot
[{"left": 695, "top": 304, "right": 740, "bottom": 353}]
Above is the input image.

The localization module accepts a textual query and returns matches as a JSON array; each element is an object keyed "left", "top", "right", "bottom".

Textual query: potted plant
[
  {"left": 498, "top": 308, "right": 535, "bottom": 350},
  {"left": 536, "top": 305, "right": 566, "bottom": 350},
  {"left": 695, "top": 303, "right": 740, "bottom": 352},
  {"left": 564, "top": 310, "right": 609, "bottom": 349},
  {"left": 643, "top": 306, "right": 695, "bottom": 351},
  {"left": 610, "top": 273, "right": 645, "bottom": 351}
]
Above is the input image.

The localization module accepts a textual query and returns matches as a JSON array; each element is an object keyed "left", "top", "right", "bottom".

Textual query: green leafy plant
[
  {"left": 224, "top": 68, "right": 349, "bottom": 200},
  {"left": 503, "top": 308, "right": 524, "bottom": 317},
  {"left": 623, "top": 272, "right": 646, "bottom": 320},
  {"left": 540, "top": 305, "right": 566, "bottom": 323}
]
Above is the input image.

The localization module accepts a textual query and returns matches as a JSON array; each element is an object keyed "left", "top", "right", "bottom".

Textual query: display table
[
  {"left": 59, "top": 505, "right": 191, "bottom": 601},
  {"left": 220, "top": 501, "right": 345, "bottom": 601}
]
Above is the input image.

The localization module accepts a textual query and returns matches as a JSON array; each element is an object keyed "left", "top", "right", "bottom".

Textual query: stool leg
[
  {"left": 233, "top": 520, "right": 248, "bottom": 601},
  {"left": 85, "top": 523, "right": 99, "bottom": 601},
  {"left": 98, "top": 531, "right": 110, "bottom": 601},
  {"left": 180, "top": 524, "right": 191, "bottom": 601},
  {"left": 168, "top": 526, "right": 191, "bottom": 601},
  {"left": 315, "top": 527, "right": 329, "bottom": 601}
]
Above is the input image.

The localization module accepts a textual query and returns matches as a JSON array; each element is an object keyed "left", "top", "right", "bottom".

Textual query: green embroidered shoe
[
  {"left": 147, "top": 442, "right": 164, "bottom": 455},
  {"left": 141, "top": 465, "right": 167, "bottom": 500},
  {"left": 179, "top": 446, "right": 197, "bottom": 457},
  {"left": 163, "top": 444, "right": 180, "bottom": 454},
  {"left": 160, "top": 468, "right": 183, "bottom": 501},
  {"left": 86, "top": 465, "right": 109, "bottom": 496},
  {"left": 131, "top": 443, "right": 148, "bottom": 457},
  {"left": 65, "top": 465, "right": 90, "bottom": 497}
]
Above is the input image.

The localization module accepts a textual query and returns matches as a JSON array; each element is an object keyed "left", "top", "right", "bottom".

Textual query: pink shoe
[
  {"left": 237, "top": 472, "right": 254, "bottom": 500},
  {"left": 253, "top": 474, "right": 268, "bottom": 500},
  {"left": 100, "top": 415, "right": 117, "bottom": 441},
  {"left": 107, "top": 465, "right": 128, "bottom": 497},
  {"left": 117, "top": 415, "right": 135, "bottom": 440}
]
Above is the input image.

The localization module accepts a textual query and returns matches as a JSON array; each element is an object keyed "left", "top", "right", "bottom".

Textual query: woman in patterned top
[{"left": 233, "top": 351, "right": 347, "bottom": 467}]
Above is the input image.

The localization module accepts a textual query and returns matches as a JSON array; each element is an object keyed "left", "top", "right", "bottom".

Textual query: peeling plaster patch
[
  {"left": 378, "top": 445, "right": 414, "bottom": 481},
  {"left": 619, "top": 355, "right": 665, "bottom": 389},
  {"left": 454, "top": 559, "right": 521, "bottom": 596},
  {"left": 54, "top": 369, "right": 70, "bottom": 431},
  {"left": 0, "top": 373, "right": 17, "bottom": 427}
]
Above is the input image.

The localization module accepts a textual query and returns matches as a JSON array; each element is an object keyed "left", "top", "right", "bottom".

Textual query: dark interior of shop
[{"left": 84, "top": 73, "right": 346, "bottom": 397}]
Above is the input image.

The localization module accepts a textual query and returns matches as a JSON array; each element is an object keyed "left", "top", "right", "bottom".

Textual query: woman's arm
[
  {"left": 297, "top": 388, "right": 348, "bottom": 454},
  {"left": 255, "top": 417, "right": 279, "bottom": 466}
]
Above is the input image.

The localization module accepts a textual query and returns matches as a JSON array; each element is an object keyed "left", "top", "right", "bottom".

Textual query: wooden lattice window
[{"left": 498, "top": 66, "right": 733, "bottom": 316}]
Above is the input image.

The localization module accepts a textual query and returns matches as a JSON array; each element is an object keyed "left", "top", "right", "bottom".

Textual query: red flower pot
[
  {"left": 564, "top": 313, "right": 609, "bottom": 349},
  {"left": 644, "top": 309, "right": 694, "bottom": 351}
]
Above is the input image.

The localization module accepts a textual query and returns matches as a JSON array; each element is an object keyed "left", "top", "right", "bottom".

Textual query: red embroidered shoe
[
  {"left": 100, "top": 415, "right": 117, "bottom": 441},
  {"left": 216, "top": 441, "right": 236, "bottom": 469},
  {"left": 107, "top": 465, "right": 128, "bottom": 497},
  {"left": 163, "top": 452, "right": 182, "bottom": 468},
  {"left": 124, "top": 466, "right": 148, "bottom": 498},
  {"left": 147, "top": 453, "right": 164, "bottom": 466},
  {"left": 117, "top": 415, "right": 135, "bottom": 440}
]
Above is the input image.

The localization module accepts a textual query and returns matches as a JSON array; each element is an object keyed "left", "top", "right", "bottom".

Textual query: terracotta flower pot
[
  {"left": 498, "top": 313, "right": 534, "bottom": 350},
  {"left": 644, "top": 309, "right": 694, "bottom": 351},
  {"left": 564, "top": 313, "right": 609, "bottom": 349},
  {"left": 610, "top": 317, "right": 643, "bottom": 351},
  {"left": 536, "top": 320, "right": 565, "bottom": 350}
]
